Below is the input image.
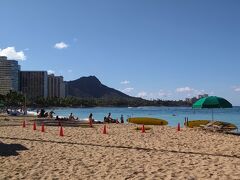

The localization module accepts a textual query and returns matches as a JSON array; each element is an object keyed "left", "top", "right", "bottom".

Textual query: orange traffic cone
[
  {"left": 41, "top": 123, "right": 45, "bottom": 132},
  {"left": 33, "top": 122, "right": 37, "bottom": 130},
  {"left": 103, "top": 125, "right": 107, "bottom": 134},
  {"left": 177, "top": 123, "right": 180, "bottom": 131},
  {"left": 60, "top": 126, "right": 64, "bottom": 136},
  {"left": 142, "top": 124, "right": 145, "bottom": 133},
  {"left": 22, "top": 120, "right": 26, "bottom": 128}
]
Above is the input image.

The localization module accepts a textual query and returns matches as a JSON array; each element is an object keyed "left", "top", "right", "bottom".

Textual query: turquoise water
[{"left": 44, "top": 106, "right": 240, "bottom": 128}]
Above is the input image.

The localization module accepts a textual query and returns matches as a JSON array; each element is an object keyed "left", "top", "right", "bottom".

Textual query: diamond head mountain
[
  {"left": 65, "top": 76, "right": 190, "bottom": 107},
  {"left": 66, "top": 76, "right": 133, "bottom": 99}
]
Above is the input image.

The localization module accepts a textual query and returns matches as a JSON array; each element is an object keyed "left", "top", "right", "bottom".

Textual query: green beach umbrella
[{"left": 192, "top": 96, "right": 232, "bottom": 120}]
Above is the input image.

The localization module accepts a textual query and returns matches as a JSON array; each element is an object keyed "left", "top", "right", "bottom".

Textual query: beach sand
[{"left": 0, "top": 115, "right": 240, "bottom": 179}]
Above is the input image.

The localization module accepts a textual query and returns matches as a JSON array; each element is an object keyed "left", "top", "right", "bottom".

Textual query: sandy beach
[{"left": 0, "top": 115, "right": 240, "bottom": 180}]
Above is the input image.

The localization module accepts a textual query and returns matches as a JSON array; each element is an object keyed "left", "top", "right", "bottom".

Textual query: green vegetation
[
  {"left": 32, "top": 96, "right": 191, "bottom": 107},
  {"left": 0, "top": 91, "right": 192, "bottom": 108},
  {"left": 0, "top": 91, "right": 25, "bottom": 108}
]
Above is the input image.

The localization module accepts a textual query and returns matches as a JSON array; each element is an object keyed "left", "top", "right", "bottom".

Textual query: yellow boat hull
[
  {"left": 186, "top": 120, "right": 210, "bottom": 128},
  {"left": 127, "top": 117, "right": 168, "bottom": 125},
  {"left": 187, "top": 120, "right": 237, "bottom": 130}
]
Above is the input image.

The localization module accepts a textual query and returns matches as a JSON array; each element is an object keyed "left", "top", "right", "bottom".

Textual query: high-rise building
[
  {"left": 20, "top": 71, "right": 48, "bottom": 100},
  {"left": 0, "top": 56, "right": 20, "bottom": 95},
  {"left": 48, "top": 74, "right": 65, "bottom": 98},
  {"left": 48, "top": 74, "right": 55, "bottom": 98},
  {"left": 59, "top": 77, "right": 65, "bottom": 98},
  {"left": 64, "top": 81, "right": 69, "bottom": 97}
]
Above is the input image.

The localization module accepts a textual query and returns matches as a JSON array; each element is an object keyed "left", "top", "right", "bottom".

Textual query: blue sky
[{"left": 1, "top": 0, "right": 240, "bottom": 104}]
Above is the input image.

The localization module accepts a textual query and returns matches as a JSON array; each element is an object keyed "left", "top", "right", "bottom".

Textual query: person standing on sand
[{"left": 89, "top": 113, "right": 94, "bottom": 126}]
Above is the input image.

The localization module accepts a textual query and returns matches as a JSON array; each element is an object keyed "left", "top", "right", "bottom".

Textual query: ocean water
[{"left": 44, "top": 106, "right": 240, "bottom": 129}]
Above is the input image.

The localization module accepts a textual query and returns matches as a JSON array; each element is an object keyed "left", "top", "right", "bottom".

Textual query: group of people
[
  {"left": 54, "top": 113, "right": 79, "bottom": 121},
  {"left": 69, "top": 113, "right": 79, "bottom": 120},
  {"left": 66, "top": 112, "right": 124, "bottom": 124},
  {"left": 37, "top": 109, "right": 124, "bottom": 124},
  {"left": 103, "top": 113, "right": 124, "bottom": 123},
  {"left": 37, "top": 109, "right": 55, "bottom": 118}
]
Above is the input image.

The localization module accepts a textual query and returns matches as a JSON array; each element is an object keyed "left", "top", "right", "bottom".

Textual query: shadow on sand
[
  {"left": 0, "top": 142, "right": 28, "bottom": 156},
  {"left": 0, "top": 136, "right": 239, "bottom": 159}
]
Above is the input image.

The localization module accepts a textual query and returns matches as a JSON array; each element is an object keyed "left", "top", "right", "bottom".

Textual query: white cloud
[
  {"left": 54, "top": 42, "right": 68, "bottom": 49},
  {"left": 137, "top": 91, "right": 147, "bottom": 98},
  {"left": 67, "top": 69, "right": 73, "bottom": 73},
  {"left": 231, "top": 86, "right": 240, "bottom": 92},
  {"left": 175, "top": 86, "right": 209, "bottom": 99},
  {"left": 0, "top": 47, "right": 26, "bottom": 60},
  {"left": 234, "top": 87, "right": 240, "bottom": 92},
  {"left": 122, "top": 87, "right": 134, "bottom": 93},
  {"left": 47, "top": 70, "right": 55, "bottom": 74},
  {"left": 176, "top": 87, "right": 206, "bottom": 95},
  {"left": 120, "top": 80, "right": 130, "bottom": 85},
  {"left": 157, "top": 90, "right": 172, "bottom": 98},
  {"left": 194, "top": 89, "right": 206, "bottom": 95},
  {"left": 158, "top": 92, "right": 168, "bottom": 97},
  {"left": 139, "top": 90, "right": 172, "bottom": 100},
  {"left": 176, "top": 86, "right": 194, "bottom": 93},
  {"left": 209, "top": 91, "right": 214, "bottom": 95}
]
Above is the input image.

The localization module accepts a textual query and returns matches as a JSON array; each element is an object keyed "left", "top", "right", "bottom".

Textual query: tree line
[{"left": 0, "top": 91, "right": 192, "bottom": 108}]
